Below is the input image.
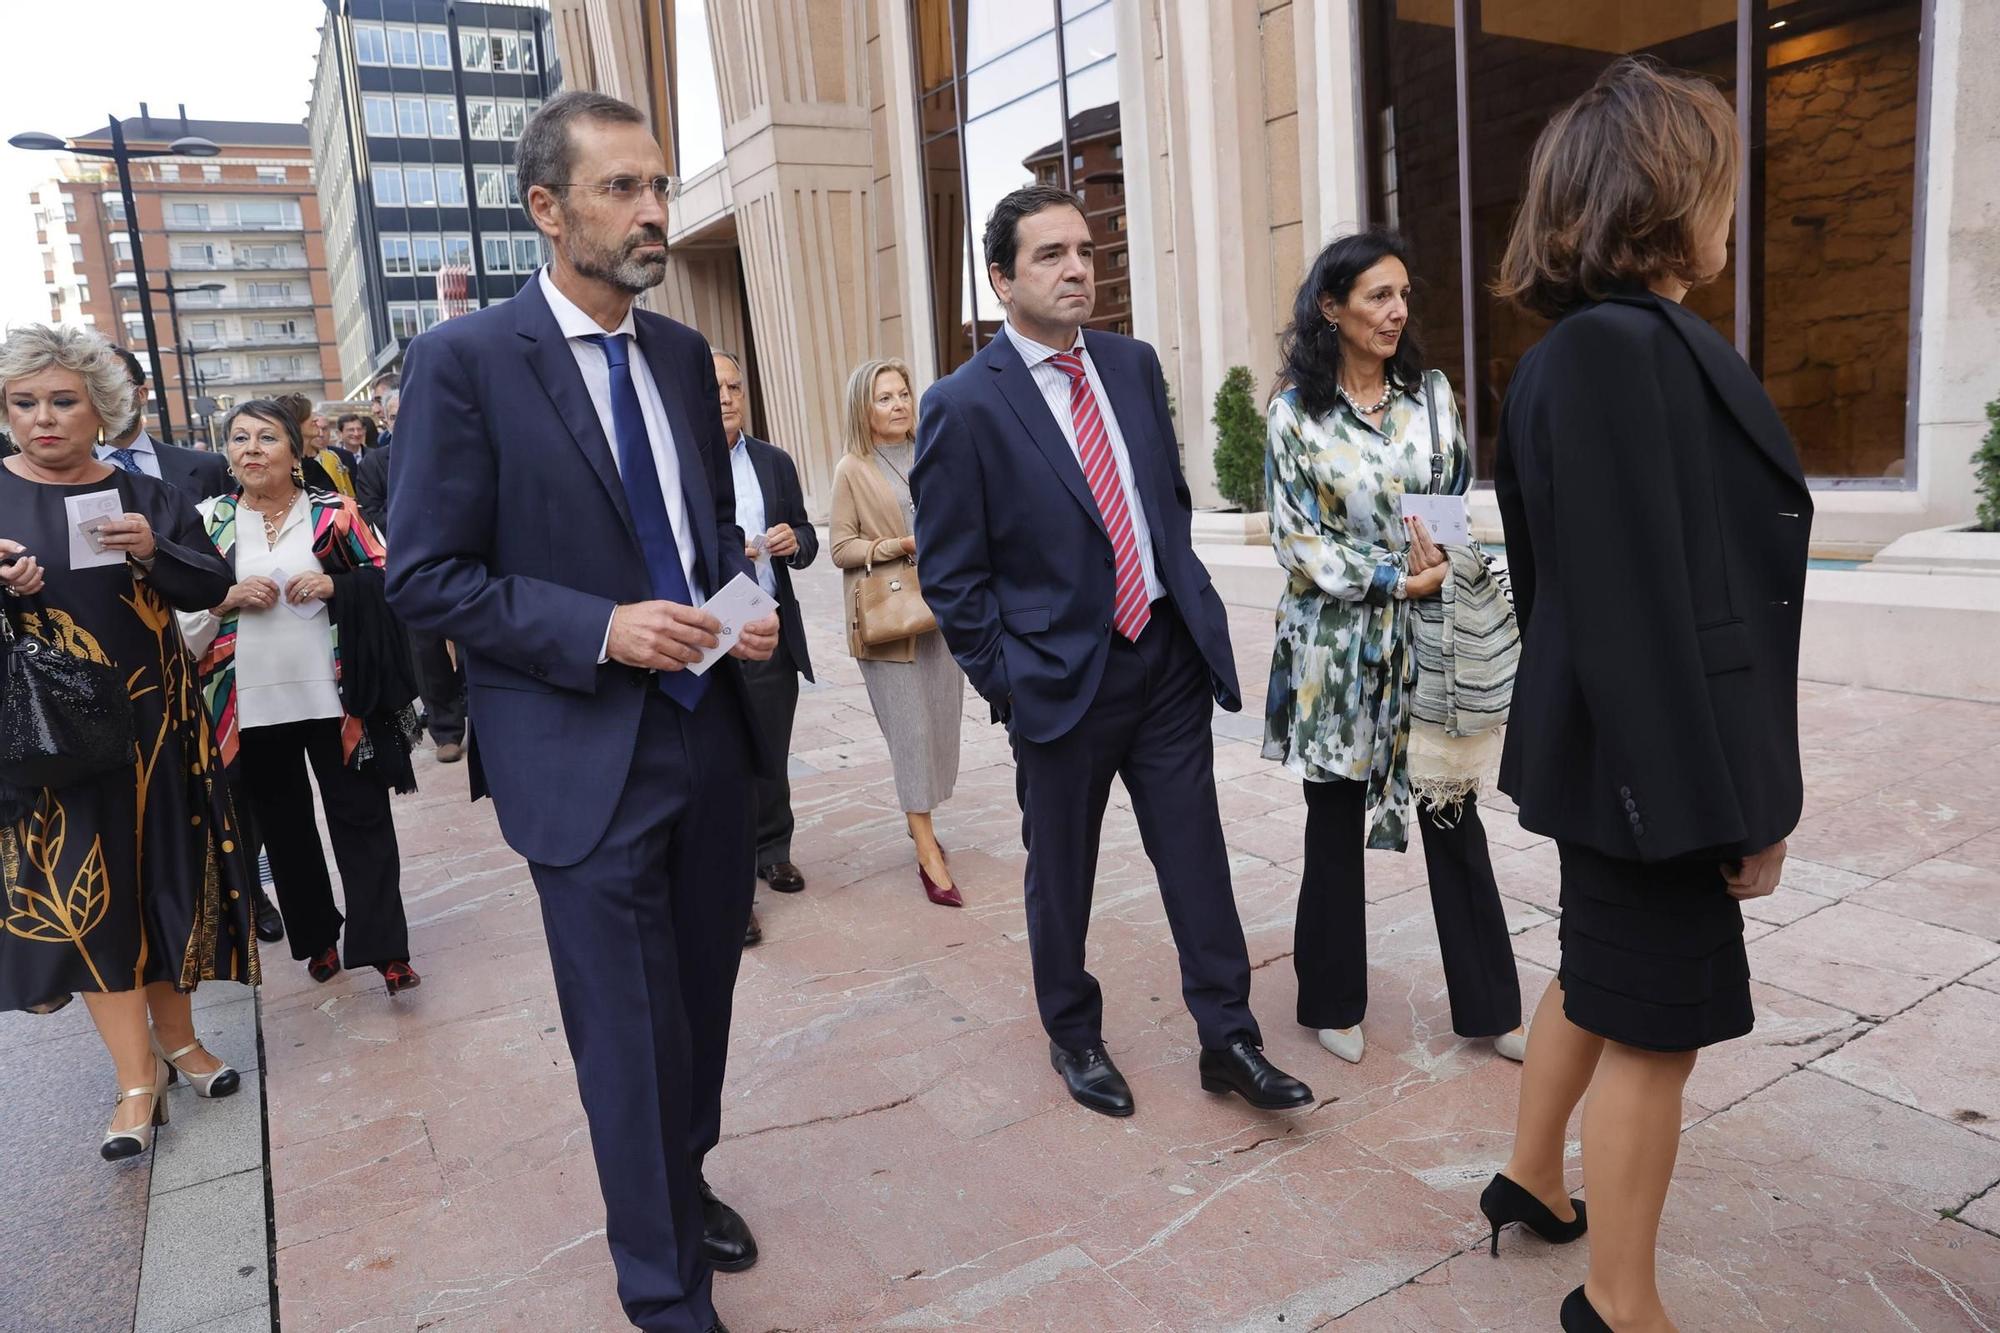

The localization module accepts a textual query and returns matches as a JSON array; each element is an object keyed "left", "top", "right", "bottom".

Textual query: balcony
[
  {"left": 172, "top": 255, "right": 308, "bottom": 272},
  {"left": 162, "top": 219, "right": 304, "bottom": 234},
  {"left": 185, "top": 333, "right": 317, "bottom": 352},
  {"left": 177, "top": 293, "right": 314, "bottom": 311}
]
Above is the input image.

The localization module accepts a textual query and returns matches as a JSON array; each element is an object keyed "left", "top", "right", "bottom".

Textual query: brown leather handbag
[{"left": 854, "top": 555, "right": 935, "bottom": 645}]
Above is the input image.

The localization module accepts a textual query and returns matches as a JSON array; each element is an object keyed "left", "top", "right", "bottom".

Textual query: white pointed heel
[
  {"left": 101, "top": 1057, "right": 169, "bottom": 1161},
  {"left": 150, "top": 1033, "right": 242, "bottom": 1099},
  {"left": 1493, "top": 1028, "right": 1529, "bottom": 1063},
  {"left": 1317, "top": 1026, "right": 1365, "bottom": 1064}
]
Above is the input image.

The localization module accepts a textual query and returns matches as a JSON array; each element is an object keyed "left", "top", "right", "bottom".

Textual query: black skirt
[{"left": 1555, "top": 839, "right": 1753, "bottom": 1052}]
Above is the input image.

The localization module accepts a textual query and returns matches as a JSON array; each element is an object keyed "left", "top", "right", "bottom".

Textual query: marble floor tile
[
  {"left": 1748, "top": 900, "right": 1998, "bottom": 1019},
  {"left": 1814, "top": 983, "right": 2000, "bottom": 1140}
]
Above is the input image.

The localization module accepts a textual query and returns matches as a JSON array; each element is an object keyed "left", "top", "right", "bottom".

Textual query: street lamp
[
  {"left": 10, "top": 115, "right": 219, "bottom": 443},
  {"left": 114, "top": 273, "right": 224, "bottom": 444}
]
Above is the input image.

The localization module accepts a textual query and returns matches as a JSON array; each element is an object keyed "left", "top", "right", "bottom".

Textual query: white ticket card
[
  {"left": 66, "top": 490, "right": 128, "bottom": 570},
  {"left": 687, "top": 573, "right": 775, "bottom": 677},
  {"left": 1399, "top": 493, "right": 1471, "bottom": 547}
]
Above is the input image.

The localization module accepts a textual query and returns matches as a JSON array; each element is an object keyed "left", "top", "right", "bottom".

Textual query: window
[
  {"left": 237, "top": 200, "right": 294, "bottom": 227},
  {"left": 257, "top": 167, "right": 287, "bottom": 185},
  {"left": 521, "top": 36, "right": 538, "bottom": 72},
  {"left": 436, "top": 168, "right": 468, "bottom": 207},
  {"left": 189, "top": 320, "right": 221, "bottom": 341},
  {"left": 482, "top": 236, "right": 512, "bottom": 272},
  {"left": 111, "top": 238, "right": 132, "bottom": 263},
  {"left": 1359, "top": 0, "right": 1923, "bottom": 481},
  {"left": 248, "top": 282, "right": 294, "bottom": 301},
  {"left": 442, "top": 234, "right": 473, "bottom": 269},
  {"left": 403, "top": 167, "right": 437, "bottom": 208},
  {"left": 468, "top": 100, "right": 498, "bottom": 140},
  {"left": 195, "top": 356, "right": 231, "bottom": 379},
  {"left": 76, "top": 281, "right": 90, "bottom": 303},
  {"left": 203, "top": 165, "right": 223, "bottom": 183},
  {"left": 251, "top": 319, "right": 299, "bottom": 338},
  {"left": 104, "top": 196, "right": 126, "bottom": 222},
  {"left": 353, "top": 22, "right": 387, "bottom": 65},
  {"left": 381, "top": 235, "right": 413, "bottom": 276},
  {"left": 386, "top": 24, "right": 420, "bottom": 67},
  {"left": 421, "top": 301, "right": 444, "bottom": 331},
  {"left": 513, "top": 235, "right": 542, "bottom": 272},
  {"left": 363, "top": 95, "right": 395, "bottom": 137},
  {"left": 493, "top": 32, "right": 521, "bottom": 72},
  {"left": 460, "top": 29, "right": 490, "bottom": 71},
  {"left": 397, "top": 96, "right": 428, "bottom": 138},
  {"left": 69, "top": 240, "right": 84, "bottom": 264},
  {"left": 669, "top": 0, "right": 726, "bottom": 177},
  {"left": 388, "top": 303, "right": 421, "bottom": 340},
  {"left": 158, "top": 164, "right": 179, "bottom": 182},
  {"left": 178, "top": 242, "right": 215, "bottom": 265},
  {"left": 474, "top": 166, "right": 507, "bottom": 208},
  {"left": 911, "top": 0, "right": 1124, "bottom": 374},
  {"left": 419, "top": 25, "right": 451, "bottom": 69},
  {"left": 428, "top": 97, "right": 459, "bottom": 139},
  {"left": 412, "top": 235, "right": 444, "bottom": 275},
  {"left": 498, "top": 100, "right": 527, "bottom": 140},
  {"left": 371, "top": 166, "right": 404, "bottom": 206},
  {"left": 504, "top": 167, "right": 520, "bottom": 206}
]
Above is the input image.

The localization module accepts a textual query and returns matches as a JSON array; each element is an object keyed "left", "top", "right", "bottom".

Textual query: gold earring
[{"left": 292, "top": 464, "right": 306, "bottom": 487}]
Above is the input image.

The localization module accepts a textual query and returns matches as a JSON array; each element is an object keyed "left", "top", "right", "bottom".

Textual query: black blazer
[
  {"left": 912, "top": 328, "right": 1238, "bottom": 743},
  {"left": 355, "top": 443, "right": 391, "bottom": 534},
  {"left": 153, "top": 438, "right": 233, "bottom": 503},
  {"left": 739, "top": 433, "right": 817, "bottom": 681},
  {"left": 1494, "top": 292, "right": 1811, "bottom": 864}
]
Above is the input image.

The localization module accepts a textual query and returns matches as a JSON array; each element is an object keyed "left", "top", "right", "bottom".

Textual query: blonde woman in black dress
[{"left": 0, "top": 325, "right": 258, "bottom": 1160}]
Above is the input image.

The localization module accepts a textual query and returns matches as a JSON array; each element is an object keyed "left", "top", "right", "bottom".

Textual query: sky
[{"left": 0, "top": 0, "right": 326, "bottom": 328}]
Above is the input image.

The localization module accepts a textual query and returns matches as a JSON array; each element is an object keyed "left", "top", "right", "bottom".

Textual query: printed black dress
[{"left": 0, "top": 464, "right": 259, "bottom": 1011}]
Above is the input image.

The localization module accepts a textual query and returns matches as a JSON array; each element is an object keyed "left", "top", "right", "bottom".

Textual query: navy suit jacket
[
  {"left": 911, "top": 329, "right": 1239, "bottom": 745},
  {"left": 385, "top": 276, "right": 761, "bottom": 867},
  {"left": 116, "top": 436, "right": 232, "bottom": 503},
  {"left": 739, "top": 434, "right": 817, "bottom": 682}
]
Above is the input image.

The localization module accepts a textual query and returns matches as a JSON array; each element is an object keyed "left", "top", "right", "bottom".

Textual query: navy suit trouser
[
  {"left": 528, "top": 684, "right": 755, "bottom": 1333},
  {"left": 1010, "top": 600, "right": 1261, "bottom": 1052}
]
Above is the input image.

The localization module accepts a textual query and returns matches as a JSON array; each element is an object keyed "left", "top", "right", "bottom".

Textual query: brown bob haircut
[{"left": 1496, "top": 57, "right": 1739, "bottom": 319}]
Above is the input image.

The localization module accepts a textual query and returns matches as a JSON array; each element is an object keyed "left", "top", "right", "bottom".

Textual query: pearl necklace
[{"left": 1338, "top": 381, "right": 1395, "bottom": 416}]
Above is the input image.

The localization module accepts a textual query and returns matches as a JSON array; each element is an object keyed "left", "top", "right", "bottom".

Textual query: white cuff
[{"left": 599, "top": 609, "right": 615, "bottom": 665}]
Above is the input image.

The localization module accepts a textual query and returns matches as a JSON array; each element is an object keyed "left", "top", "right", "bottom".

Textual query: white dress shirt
[
  {"left": 729, "top": 433, "right": 775, "bottom": 596},
  {"left": 96, "top": 430, "right": 163, "bottom": 479},
  {"left": 539, "top": 268, "right": 702, "bottom": 597},
  {"left": 1001, "top": 322, "right": 1164, "bottom": 601}
]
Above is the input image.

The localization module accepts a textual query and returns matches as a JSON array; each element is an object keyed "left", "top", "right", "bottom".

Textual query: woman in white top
[{"left": 179, "top": 402, "right": 422, "bottom": 995}]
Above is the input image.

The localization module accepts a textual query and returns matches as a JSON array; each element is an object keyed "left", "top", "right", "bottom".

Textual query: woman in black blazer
[{"left": 1481, "top": 60, "right": 1811, "bottom": 1333}]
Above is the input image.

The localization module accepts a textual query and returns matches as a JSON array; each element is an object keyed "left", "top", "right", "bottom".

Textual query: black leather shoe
[
  {"left": 699, "top": 1177, "right": 758, "bottom": 1272},
  {"left": 253, "top": 891, "right": 285, "bottom": 944},
  {"left": 742, "top": 909, "right": 763, "bottom": 949},
  {"left": 1051, "top": 1041, "right": 1135, "bottom": 1118},
  {"left": 763, "top": 862, "right": 806, "bottom": 894},
  {"left": 1198, "top": 1039, "right": 1314, "bottom": 1109},
  {"left": 705, "top": 1322, "right": 731, "bottom": 1333}
]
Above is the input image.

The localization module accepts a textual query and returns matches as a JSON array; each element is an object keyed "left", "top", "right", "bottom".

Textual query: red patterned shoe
[
  {"left": 378, "top": 961, "right": 422, "bottom": 995},
  {"left": 305, "top": 947, "right": 341, "bottom": 984}
]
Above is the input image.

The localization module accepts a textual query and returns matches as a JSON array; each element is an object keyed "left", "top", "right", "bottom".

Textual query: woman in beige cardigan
[{"left": 829, "top": 358, "right": 966, "bottom": 907}]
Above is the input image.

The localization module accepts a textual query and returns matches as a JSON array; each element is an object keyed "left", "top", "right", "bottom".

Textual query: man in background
[{"left": 99, "top": 348, "right": 232, "bottom": 501}]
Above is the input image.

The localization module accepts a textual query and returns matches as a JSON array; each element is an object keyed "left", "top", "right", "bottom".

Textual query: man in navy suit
[
  {"left": 99, "top": 347, "right": 233, "bottom": 502},
  {"left": 911, "top": 185, "right": 1312, "bottom": 1119},
  {"left": 387, "top": 92, "right": 777, "bottom": 1333},
  {"left": 712, "top": 350, "right": 816, "bottom": 946}
]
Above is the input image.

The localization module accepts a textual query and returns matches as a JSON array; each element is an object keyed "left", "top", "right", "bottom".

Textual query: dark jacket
[
  {"left": 155, "top": 439, "right": 234, "bottom": 502},
  {"left": 355, "top": 442, "right": 391, "bottom": 535},
  {"left": 385, "top": 276, "right": 761, "bottom": 868},
  {"left": 738, "top": 433, "right": 817, "bottom": 681},
  {"left": 1494, "top": 291, "right": 1812, "bottom": 864},
  {"left": 911, "top": 328, "right": 1238, "bottom": 743}
]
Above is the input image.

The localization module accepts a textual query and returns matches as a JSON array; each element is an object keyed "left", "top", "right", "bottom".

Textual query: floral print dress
[{"left": 1261, "top": 370, "right": 1470, "bottom": 851}]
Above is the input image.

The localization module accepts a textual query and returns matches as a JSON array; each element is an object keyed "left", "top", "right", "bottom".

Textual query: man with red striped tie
[{"left": 912, "top": 185, "right": 1312, "bottom": 1119}]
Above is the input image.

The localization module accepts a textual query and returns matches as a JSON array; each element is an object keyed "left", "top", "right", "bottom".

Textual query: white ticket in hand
[
  {"left": 267, "top": 567, "right": 323, "bottom": 619},
  {"left": 1399, "top": 493, "right": 1470, "bottom": 547},
  {"left": 66, "top": 489, "right": 127, "bottom": 569},
  {"left": 686, "top": 573, "right": 774, "bottom": 677}
]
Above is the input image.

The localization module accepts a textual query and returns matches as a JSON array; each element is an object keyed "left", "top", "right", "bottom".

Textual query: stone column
[{"left": 707, "top": 0, "right": 879, "bottom": 510}]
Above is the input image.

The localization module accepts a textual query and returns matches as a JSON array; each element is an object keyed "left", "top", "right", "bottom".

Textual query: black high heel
[
  {"left": 1479, "top": 1172, "right": 1587, "bottom": 1255},
  {"left": 1560, "top": 1285, "right": 1612, "bottom": 1331}
]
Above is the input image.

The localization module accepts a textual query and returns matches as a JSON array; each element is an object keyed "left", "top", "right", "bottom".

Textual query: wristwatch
[{"left": 1393, "top": 570, "right": 1408, "bottom": 601}]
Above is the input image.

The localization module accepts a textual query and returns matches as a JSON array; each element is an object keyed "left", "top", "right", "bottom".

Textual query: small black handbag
[{"left": 0, "top": 599, "right": 136, "bottom": 790}]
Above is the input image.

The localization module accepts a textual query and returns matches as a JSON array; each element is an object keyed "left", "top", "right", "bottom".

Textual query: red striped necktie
[{"left": 1047, "top": 350, "right": 1151, "bottom": 642}]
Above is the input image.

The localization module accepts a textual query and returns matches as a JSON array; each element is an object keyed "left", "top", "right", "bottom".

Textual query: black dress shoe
[
  {"left": 1560, "top": 1285, "right": 1612, "bottom": 1332},
  {"left": 742, "top": 909, "right": 763, "bottom": 949},
  {"left": 699, "top": 1177, "right": 758, "bottom": 1272},
  {"left": 253, "top": 891, "right": 286, "bottom": 944},
  {"left": 1197, "top": 1039, "right": 1314, "bottom": 1109},
  {"left": 705, "top": 1322, "right": 731, "bottom": 1333},
  {"left": 1479, "top": 1173, "right": 1586, "bottom": 1255},
  {"left": 1051, "top": 1041, "right": 1135, "bottom": 1118},
  {"left": 763, "top": 861, "right": 806, "bottom": 893}
]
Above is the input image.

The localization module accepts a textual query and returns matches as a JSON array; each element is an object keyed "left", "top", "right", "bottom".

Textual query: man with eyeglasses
[{"left": 388, "top": 91, "right": 777, "bottom": 1333}]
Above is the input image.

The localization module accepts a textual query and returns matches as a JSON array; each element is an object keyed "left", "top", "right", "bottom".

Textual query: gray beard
[{"left": 564, "top": 233, "right": 666, "bottom": 294}]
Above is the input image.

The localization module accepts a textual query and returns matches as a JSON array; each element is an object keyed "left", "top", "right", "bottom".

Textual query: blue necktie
[
  {"left": 582, "top": 332, "right": 707, "bottom": 710},
  {"left": 109, "top": 448, "right": 142, "bottom": 474}
]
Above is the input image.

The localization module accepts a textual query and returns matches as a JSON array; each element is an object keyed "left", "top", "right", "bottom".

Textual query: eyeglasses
[{"left": 547, "top": 175, "right": 680, "bottom": 205}]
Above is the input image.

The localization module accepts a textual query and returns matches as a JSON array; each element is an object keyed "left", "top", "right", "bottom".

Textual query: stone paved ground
[{"left": 259, "top": 562, "right": 2000, "bottom": 1332}]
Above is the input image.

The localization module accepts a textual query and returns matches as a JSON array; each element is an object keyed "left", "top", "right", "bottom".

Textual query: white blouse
[{"left": 178, "top": 494, "right": 343, "bottom": 730}]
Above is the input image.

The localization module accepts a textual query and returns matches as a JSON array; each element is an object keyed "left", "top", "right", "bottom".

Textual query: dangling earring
[{"left": 291, "top": 463, "right": 306, "bottom": 488}]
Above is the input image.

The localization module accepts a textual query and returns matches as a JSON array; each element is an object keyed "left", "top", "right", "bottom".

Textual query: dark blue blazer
[
  {"left": 739, "top": 434, "right": 816, "bottom": 682},
  {"left": 911, "top": 329, "right": 1239, "bottom": 745},
  {"left": 385, "top": 276, "right": 760, "bottom": 868}
]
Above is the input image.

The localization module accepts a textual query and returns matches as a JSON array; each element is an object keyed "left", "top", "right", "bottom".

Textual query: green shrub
[
  {"left": 1977, "top": 393, "right": 2000, "bottom": 533},
  {"left": 1210, "top": 365, "right": 1263, "bottom": 511}
]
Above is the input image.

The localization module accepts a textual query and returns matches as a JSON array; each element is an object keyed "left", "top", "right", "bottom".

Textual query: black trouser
[
  {"left": 1294, "top": 778, "right": 1521, "bottom": 1037},
  {"left": 528, "top": 687, "right": 755, "bottom": 1333},
  {"left": 737, "top": 652, "right": 799, "bottom": 870},
  {"left": 237, "top": 717, "right": 410, "bottom": 967},
  {"left": 410, "top": 629, "right": 466, "bottom": 746},
  {"left": 1010, "top": 601, "right": 1259, "bottom": 1051}
]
